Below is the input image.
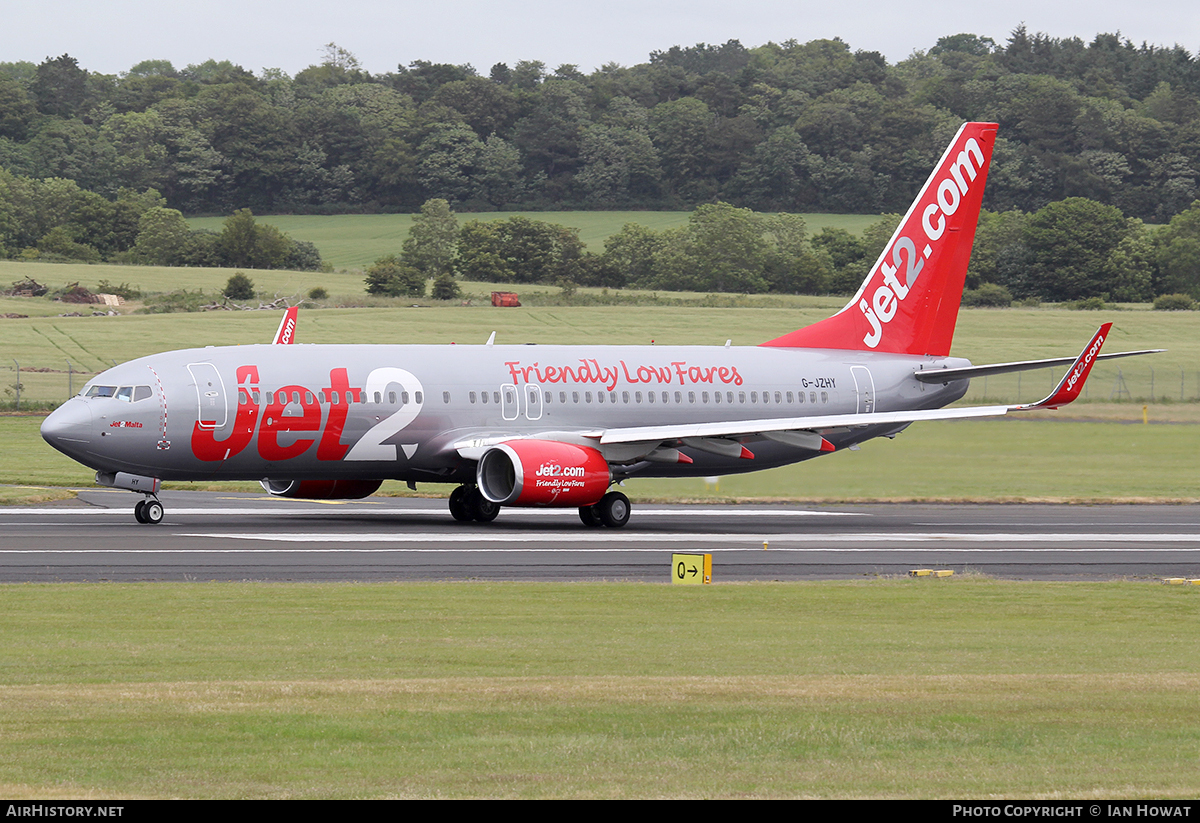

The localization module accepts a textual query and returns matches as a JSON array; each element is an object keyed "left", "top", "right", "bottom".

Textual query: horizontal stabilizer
[{"left": 914, "top": 348, "right": 1163, "bottom": 384}]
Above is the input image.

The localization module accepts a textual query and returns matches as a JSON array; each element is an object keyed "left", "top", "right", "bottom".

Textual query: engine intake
[
  {"left": 261, "top": 479, "right": 383, "bottom": 499},
  {"left": 477, "top": 441, "right": 610, "bottom": 507}
]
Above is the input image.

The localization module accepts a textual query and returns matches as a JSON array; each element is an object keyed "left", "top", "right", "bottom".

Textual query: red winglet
[
  {"left": 272, "top": 306, "right": 298, "bottom": 344},
  {"left": 739, "top": 446, "right": 755, "bottom": 460},
  {"left": 677, "top": 452, "right": 694, "bottom": 465},
  {"left": 819, "top": 438, "right": 836, "bottom": 453},
  {"left": 1015, "top": 323, "right": 1111, "bottom": 411}
]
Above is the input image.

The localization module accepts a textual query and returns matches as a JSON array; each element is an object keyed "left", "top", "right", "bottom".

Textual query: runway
[{"left": 2, "top": 489, "right": 1198, "bottom": 582}]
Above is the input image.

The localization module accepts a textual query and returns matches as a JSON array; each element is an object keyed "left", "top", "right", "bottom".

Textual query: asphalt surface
[{"left": 2, "top": 489, "right": 1199, "bottom": 582}]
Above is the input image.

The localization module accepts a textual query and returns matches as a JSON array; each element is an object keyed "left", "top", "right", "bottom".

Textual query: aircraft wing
[{"left": 599, "top": 324, "right": 1118, "bottom": 450}]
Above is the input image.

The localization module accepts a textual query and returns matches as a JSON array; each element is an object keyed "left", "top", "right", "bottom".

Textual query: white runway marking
[
  {"left": 1, "top": 507, "right": 863, "bottom": 517},
  {"left": 176, "top": 532, "right": 1200, "bottom": 545}
]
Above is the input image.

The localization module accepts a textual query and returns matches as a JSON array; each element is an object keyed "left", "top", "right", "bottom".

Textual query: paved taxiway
[{"left": 2, "top": 489, "right": 1198, "bottom": 582}]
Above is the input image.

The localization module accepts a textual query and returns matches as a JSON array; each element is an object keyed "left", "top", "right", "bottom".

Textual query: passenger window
[
  {"left": 622, "top": 391, "right": 630, "bottom": 404},
  {"left": 572, "top": 392, "right": 579, "bottom": 403},
  {"left": 787, "top": 392, "right": 794, "bottom": 403},
  {"left": 598, "top": 392, "right": 605, "bottom": 404},
  {"left": 585, "top": 392, "right": 592, "bottom": 403},
  {"left": 470, "top": 391, "right": 477, "bottom": 404},
  {"left": 443, "top": 391, "right": 451, "bottom": 404},
  {"left": 648, "top": 391, "right": 655, "bottom": 403},
  {"left": 714, "top": 392, "right": 721, "bottom": 404},
  {"left": 373, "top": 391, "right": 382, "bottom": 404},
  {"left": 559, "top": 392, "right": 566, "bottom": 404},
  {"left": 493, "top": 392, "right": 500, "bottom": 404},
  {"left": 415, "top": 392, "right": 423, "bottom": 404},
  {"left": 389, "top": 392, "right": 397, "bottom": 404}
]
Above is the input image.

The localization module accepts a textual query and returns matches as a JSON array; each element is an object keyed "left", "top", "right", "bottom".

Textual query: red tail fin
[
  {"left": 272, "top": 306, "right": 298, "bottom": 345},
  {"left": 762, "top": 122, "right": 998, "bottom": 356}
]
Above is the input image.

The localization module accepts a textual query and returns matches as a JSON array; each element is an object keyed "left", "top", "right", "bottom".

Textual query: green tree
[
  {"left": 1153, "top": 200, "right": 1200, "bottom": 298},
  {"left": 131, "top": 206, "right": 190, "bottom": 264},
  {"left": 364, "top": 255, "right": 426, "bottom": 297},
  {"left": 652, "top": 203, "right": 769, "bottom": 293},
  {"left": 457, "top": 216, "right": 585, "bottom": 284},
  {"left": 223, "top": 272, "right": 255, "bottom": 300},
  {"left": 1023, "top": 198, "right": 1129, "bottom": 301},
  {"left": 401, "top": 198, "right": 458, "bottom": 277}
]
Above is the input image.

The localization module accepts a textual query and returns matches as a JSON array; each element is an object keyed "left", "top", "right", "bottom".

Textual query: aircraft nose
[{"left": 41, "top": 398, "right": 93, "bottom": 452}]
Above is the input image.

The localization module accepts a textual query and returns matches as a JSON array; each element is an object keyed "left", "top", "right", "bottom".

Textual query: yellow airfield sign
[{"left": 672, "top": 553, "right": 712, "bottom": 585}]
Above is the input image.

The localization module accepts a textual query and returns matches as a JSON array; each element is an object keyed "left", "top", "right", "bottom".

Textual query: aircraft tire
[
  {"left": 579, "top": 505, "right": 602, "bottom": 527},
  {"left": 134, "top": 500, "right": 148, "bottom": 524},
  {"left": 449, "top": 486, "right": 473, "bottom": 522},
  {"left": 468, "top": 488, "right": 501, "bottom": 523},
  {"left": 598, "top": 491, "right": 630, "bottom": 528},
  {"left": 143, "top": 500, "right": 164, "bottom": 525}
]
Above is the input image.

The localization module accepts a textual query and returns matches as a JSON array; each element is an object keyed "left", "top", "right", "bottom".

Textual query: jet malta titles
[{"left": 41, "top": 123, "right": 1161, "bottom": 527}]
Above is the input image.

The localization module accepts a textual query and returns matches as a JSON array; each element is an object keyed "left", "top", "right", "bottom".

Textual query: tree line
[
  {"left": 0, "top": 167, "right": 323, "bottom": 269},
  {"left": 0, "top": 29, "right": 1199, "bottom": 222},
  {"left": 366, "top": 197, "right": 1200, "bottom": 304}
]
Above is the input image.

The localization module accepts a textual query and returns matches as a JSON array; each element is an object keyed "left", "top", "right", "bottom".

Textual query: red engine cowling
[
  {"left": 477, "top": 440, "right": 610, "bottom": 507},
  {"left": 261, "top": 479, "right": 383, "bottom": 499}
]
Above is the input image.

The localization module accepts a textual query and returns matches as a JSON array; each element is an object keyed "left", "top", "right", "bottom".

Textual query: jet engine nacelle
[
  {"left": 477, "top": 440, "right": 611, "bottom": 507},
  {"left": 261, "top": 479, "right": 383, "bottom": 499}
]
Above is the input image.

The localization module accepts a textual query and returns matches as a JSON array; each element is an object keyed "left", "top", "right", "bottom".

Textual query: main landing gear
[
  {"left": 448, "top": 485, "right": 500, "bottom": 523},
  {"left": 133, "top": 496, "right": 164, "bottom": 525},
  {"left": 447, "top": 485, "right": 631, "bottom": 528},
  {"left": 579, "top": 491, "right": 630, "bottom": 529}
]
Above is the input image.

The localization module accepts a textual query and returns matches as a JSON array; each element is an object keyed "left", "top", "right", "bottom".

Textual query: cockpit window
[
  {"left": 134, "top": 386, "right": 152, "bottom": 402},
  {"left": 116, "top": 386, "right": 134, "bottom": 402},
  {"left": 85, "top": 385, "right": 117, "bottom": 398}
]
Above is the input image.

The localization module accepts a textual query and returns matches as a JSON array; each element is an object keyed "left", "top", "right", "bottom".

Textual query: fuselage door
[
  {"left": 501, "top": 383, "right": 519, "bottom": 421},
  {"left": 850, "top": 366, "right": 875, "bottom": 414},
  {"left": 524, "top": 383, "right": 543, "bottom": 420},
  {"left": 187, "top": 363, "right": 227, "bottom": 429}
]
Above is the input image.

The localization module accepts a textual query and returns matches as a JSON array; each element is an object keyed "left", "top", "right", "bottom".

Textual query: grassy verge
[{"left": 0, "top": 580, "right": 1197, "bottom": 798}]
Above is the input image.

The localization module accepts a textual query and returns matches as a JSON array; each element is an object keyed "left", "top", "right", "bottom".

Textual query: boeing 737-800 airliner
[{"left": 40, "top": 123, "right": 1158, "bottom": 526}]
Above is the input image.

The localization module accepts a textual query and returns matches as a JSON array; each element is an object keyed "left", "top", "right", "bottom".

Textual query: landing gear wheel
[
  {"left": 466, "top": 488, "right": 501, "bottom": 523},
  {"left": 142, "top": 499, "right": 164, "bottom": 525},
  {"left": 134, "top": 500, "right": 148, "bottom": 524},
  {"left": 449, "top": 486, "right": 473, "bottom": 522},
  {"left": 579, "top": 505, "right": 602, "bottom": 527},
  {"left": 598, "top": 491, "right": 630, "bottom": 528}
]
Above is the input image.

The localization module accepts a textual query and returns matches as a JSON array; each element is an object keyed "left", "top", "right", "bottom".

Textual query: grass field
[
  {"left": 1, "top": 580, "right": 1197, "bottom": 798},
  {"left": 188, "top": 211, "right": 883, "bottom": 269}
]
